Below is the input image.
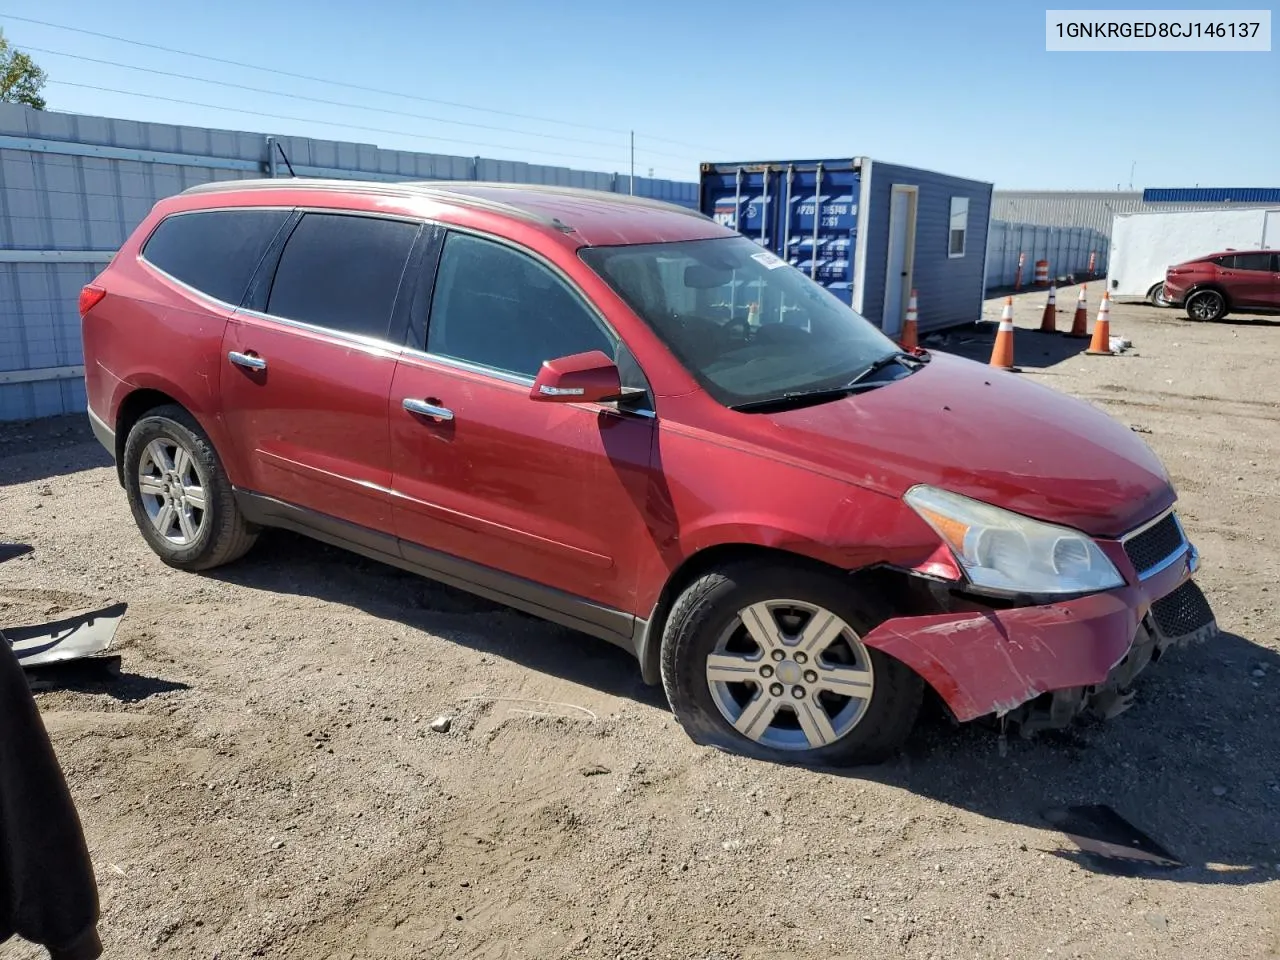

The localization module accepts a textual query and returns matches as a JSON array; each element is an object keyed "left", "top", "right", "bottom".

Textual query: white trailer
[{"left": 1107, "top": 207, "right": 1280, "bottom": 303}]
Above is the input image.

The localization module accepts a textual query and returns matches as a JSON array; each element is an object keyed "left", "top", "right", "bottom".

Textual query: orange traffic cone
[
  {"left": 989, "top": 297, "right": 1015, "bottom": 370},
  {"left": 1039, "top": 285, "right": 1057, "bottom": 333},
  {"left": 1067, "top": 285, "right": 1089, "bottom": 338},
  {"left": 900, "top": 289, "right": 919, "bottom": 351},
  {"left": 1086, "top": 291, "right": 1114, "bottom": 356}
]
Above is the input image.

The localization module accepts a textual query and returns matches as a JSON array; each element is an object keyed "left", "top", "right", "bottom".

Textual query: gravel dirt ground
[{"left": 2, "top": 284, "right": 1279, "bottom": 960}]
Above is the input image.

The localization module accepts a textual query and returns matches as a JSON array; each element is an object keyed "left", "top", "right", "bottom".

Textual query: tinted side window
[
  {"left": 266, "top": 213, "right": 420, "bottom": 339},
  {"left": 142, "top": 209, "right": 290, "bottom": 305},
  {"left": 1229, "top": 252, "right": 1273, "bottom": 271},
  {"left": 426, "top": 232, "right": 614, "bottom": 378}
]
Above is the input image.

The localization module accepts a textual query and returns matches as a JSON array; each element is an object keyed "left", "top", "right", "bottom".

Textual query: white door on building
[
  {"left": 882, "top": 185, "right": 918, "bottom": 337},
  {"left": 1264, "top": 210, "right": 1280, "bottom": 248}
]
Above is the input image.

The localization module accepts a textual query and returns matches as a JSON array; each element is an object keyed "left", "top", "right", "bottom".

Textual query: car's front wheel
[
  {"left": 1185, "top": 289, "right": 1227, "bottom": 322},
  {"left": 121, "top": 404, "right": 258, "bottom": 571},
  {"left": 660, "top": 561, "right": 923, "bottom": 766}
]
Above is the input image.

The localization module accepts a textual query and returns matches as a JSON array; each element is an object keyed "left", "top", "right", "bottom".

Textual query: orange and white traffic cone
[
  {"left": 900, "top": 289, "right": 919, "bottom": 351},
  {"left": 989, "top": 297, "right": 1015, "bottom": 370},
  {"left": 1067, "top": 285, "right": 1089, "bottom": 338},
  {"left": 1086, "top": 291, "right": 1114, "bottom": 356},
  {"left": 1039, "top": 285, "right": 1057, "bottom": 333}
]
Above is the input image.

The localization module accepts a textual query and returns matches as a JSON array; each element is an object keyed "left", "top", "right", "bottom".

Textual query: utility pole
[{"left": 629, "top": 131, "right": 635, "bottom": 195}]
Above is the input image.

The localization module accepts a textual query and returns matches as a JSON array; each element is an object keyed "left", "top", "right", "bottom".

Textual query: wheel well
[
  {"left": 637, "top": 543, "right": 934, "bottom": 685},
  {"left": 1186, "top": 283, "right": 1231, "bottom": 308},
  {"left": 113, "top": 388, "right": 182, "bottom": 482}
]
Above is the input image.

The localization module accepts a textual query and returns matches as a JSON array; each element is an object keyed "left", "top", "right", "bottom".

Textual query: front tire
[
  {"left": 1185, "top": 289, "right": 1227, "bottom": 322},
  {"left": 121, "top": 404, "right": 258, "bottom": 571},
  {"left": 659, "top": 561, "right": 923, "bottom": 766},
  {"left": 1147, "top": 283, "right": 1167, "bottom": 307}
]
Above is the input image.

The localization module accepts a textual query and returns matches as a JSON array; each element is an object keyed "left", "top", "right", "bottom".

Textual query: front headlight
[{"left": 904, "top": 485, "right": 1124, "bottom": 595}]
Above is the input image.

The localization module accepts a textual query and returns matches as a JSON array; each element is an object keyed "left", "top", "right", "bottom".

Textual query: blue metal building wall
[
  {"left": 860, "top": 161, "right": 993, "bottom": 332},
  {"left": 1143, "top": 187, "right": 1280, "bottom": 204},
  {"left": 0, "top": 103, "right": 698, "bottom": 421}
]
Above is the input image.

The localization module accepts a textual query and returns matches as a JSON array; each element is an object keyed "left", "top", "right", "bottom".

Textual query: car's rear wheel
[
  {"left": 1147, "top": 282, "right": 1167, "bottom": 306},
  {"left": 1186, "top": 289, "right": 1227, "bottom": 322},
  {"left": 121, "top": 404, "right": 258, "bottom": 571},
  {"left": 660, "top": 561, "right": 923, "bottom": 766}
]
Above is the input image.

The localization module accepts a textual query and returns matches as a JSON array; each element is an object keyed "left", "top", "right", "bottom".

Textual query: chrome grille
[{"left": 1122, "top": 512, "right": 1186, "bottom": 577}]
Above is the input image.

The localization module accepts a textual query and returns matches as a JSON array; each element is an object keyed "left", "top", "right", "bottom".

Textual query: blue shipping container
[
  {"left": 701, "top": 160, "right": 861, "bottom": 305},
  {"left": 700, "top": 158, "right": 993, "bottom": 335}
]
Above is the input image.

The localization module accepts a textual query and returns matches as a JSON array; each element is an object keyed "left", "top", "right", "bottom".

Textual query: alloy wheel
[
  {"left": 705, "top": 599, "right": 876, "bottom": 751},
  {"left": 136, "top": 438, "right": 208, "bottom": 545},
  {"left": 1189, "top": 293, "right": 1222, "bottom": 321}
]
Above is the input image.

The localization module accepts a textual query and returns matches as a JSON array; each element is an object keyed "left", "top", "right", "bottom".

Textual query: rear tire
[
  {"left": 1185, "top": 289, "right": 1227, "bottom": 322},
  {"left": 659, "top": 561, "right": 923, "bottom": 766},
  {"left": 121, "top": 404, "right": 258, "bottom": 571},
  {"left": 1147, "top": 283, "right": 1167, "bottom": 307}
]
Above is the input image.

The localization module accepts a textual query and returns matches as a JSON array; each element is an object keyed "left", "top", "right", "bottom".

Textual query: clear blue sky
[{"left": 3, "top": 2, "right": 1277, "bottom": 190}]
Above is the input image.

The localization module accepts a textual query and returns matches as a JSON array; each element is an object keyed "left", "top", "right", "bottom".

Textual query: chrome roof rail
[{"left": 178, "top": 177, "right": 713, "bottom": 230}]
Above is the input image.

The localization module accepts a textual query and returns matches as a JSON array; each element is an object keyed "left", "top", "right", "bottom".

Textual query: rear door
[
  {"left": 220, "top": 210, "right": 424, "bottom": 535},
  {"left": 125, "top": 207, "right": 295, "bottom": 472},
  {"left": 1268, "top": 253, "right": 1280, "bottom": 309},
  {"left": 1220, "top": 252, "right": 1274, "bottom": 307}
]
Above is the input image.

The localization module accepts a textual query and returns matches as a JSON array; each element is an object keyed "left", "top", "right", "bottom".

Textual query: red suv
[
  {"left": 1163, "top": 249, "right": 1280, "bottom": 321},
  {"left": 80, "top": 179, "right": 1216, "bottom": 765}
]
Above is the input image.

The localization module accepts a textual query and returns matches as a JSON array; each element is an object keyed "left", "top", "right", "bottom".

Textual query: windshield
[{"left": 580, "top": 236, "right": 904, "bottom": 408}]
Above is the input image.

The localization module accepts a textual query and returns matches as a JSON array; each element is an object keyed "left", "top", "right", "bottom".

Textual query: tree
[{"left": 0, "top": 29, "right": 47, "bottom": 110}]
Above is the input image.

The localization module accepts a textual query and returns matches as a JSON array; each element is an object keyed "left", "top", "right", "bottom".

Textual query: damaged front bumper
[
  {"left": 861, "top": 528, "right": 1217, "bottom": 732},
  {"left": 2, "top": 543, "right": 126, "bottom": 669},
  {"left": 999, "top": 577, "right": 1217, "bottom": 735}
]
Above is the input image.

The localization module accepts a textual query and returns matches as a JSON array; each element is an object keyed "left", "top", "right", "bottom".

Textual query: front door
[
  {"left": 389, "top": 230, "right": 656, "bottom": 621},
  {"left": 220, "top": 210, "right": 422, "bottom": 535},
  {"left": 882, "top": 185, "right": 918, "bottom": 336}
]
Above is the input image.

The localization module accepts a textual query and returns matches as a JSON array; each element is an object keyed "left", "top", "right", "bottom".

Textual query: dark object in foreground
[
  {"left": 0, "top": 542, "right": 106, "bottom": 957},
  {"left": 1043, "top": 804, "right": 1183, "bottom": 876},
  {"left": 0, "top": 641, "right": 104, "bottom": 959},
  {"left": 0, "top": 542, "right": 34, "bottom": 564}
]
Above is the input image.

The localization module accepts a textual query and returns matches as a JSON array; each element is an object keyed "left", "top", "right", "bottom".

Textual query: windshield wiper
[
  {"left": 844, "top": 350, "right": 924, "bottom": 386},
  {"left": 729, "top": 351, "right": 923, "bottom": 413},
  {"left": 729, "top": 381, "right": 885, "bottom": 412}
]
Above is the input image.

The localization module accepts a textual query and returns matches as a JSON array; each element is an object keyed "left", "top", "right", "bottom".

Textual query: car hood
[{"left": 753, "top": 351, "right": 1174, "bottom": 538}]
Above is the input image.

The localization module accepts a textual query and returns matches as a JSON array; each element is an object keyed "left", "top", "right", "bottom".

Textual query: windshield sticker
[{"left": 751, "top": 251, "right": 787, "bottom": 270}]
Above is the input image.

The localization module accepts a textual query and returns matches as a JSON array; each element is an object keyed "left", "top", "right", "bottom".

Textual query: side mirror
[{"left": 530, "top": 350, "right": 623, "bottom": 404}]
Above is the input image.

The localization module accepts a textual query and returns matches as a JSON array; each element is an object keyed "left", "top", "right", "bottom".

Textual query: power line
[
  {"left": 47, "top": 79, "right": 694, "bottom": 175},
  {"left": 3, "top": 12, "right": 721, "bottom": 154},
  {"left": 24, "top": 45, "right": 697, "bottom": 164}
]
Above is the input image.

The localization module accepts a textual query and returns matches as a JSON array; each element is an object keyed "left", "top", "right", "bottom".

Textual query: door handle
[
  {"left": 228, "top": 350, "right": 267, "bottom": 371},
  {"left": 402, "top": 398, "right": 454, "bottom": 421}
]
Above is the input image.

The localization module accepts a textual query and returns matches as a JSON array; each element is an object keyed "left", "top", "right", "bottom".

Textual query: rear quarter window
[{"left": 141, "top": 209, "right": 291, "bottom": 306}]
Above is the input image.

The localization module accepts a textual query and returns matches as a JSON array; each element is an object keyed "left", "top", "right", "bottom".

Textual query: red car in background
[
  {"left": 80, "top": 179, "right": 1217, "bottom": 766},
  {"left": 1163, "top": 249, "right": 1280, "bottom": 321}
]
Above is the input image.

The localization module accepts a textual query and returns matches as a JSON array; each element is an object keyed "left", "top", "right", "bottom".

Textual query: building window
[{"left": 948, "top": 197, "right": 969, "bottom": 258}]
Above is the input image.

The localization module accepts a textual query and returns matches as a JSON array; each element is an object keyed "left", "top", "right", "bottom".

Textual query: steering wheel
[{"left": 722, "top": 316, "right": 751, "bottom": 342}]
